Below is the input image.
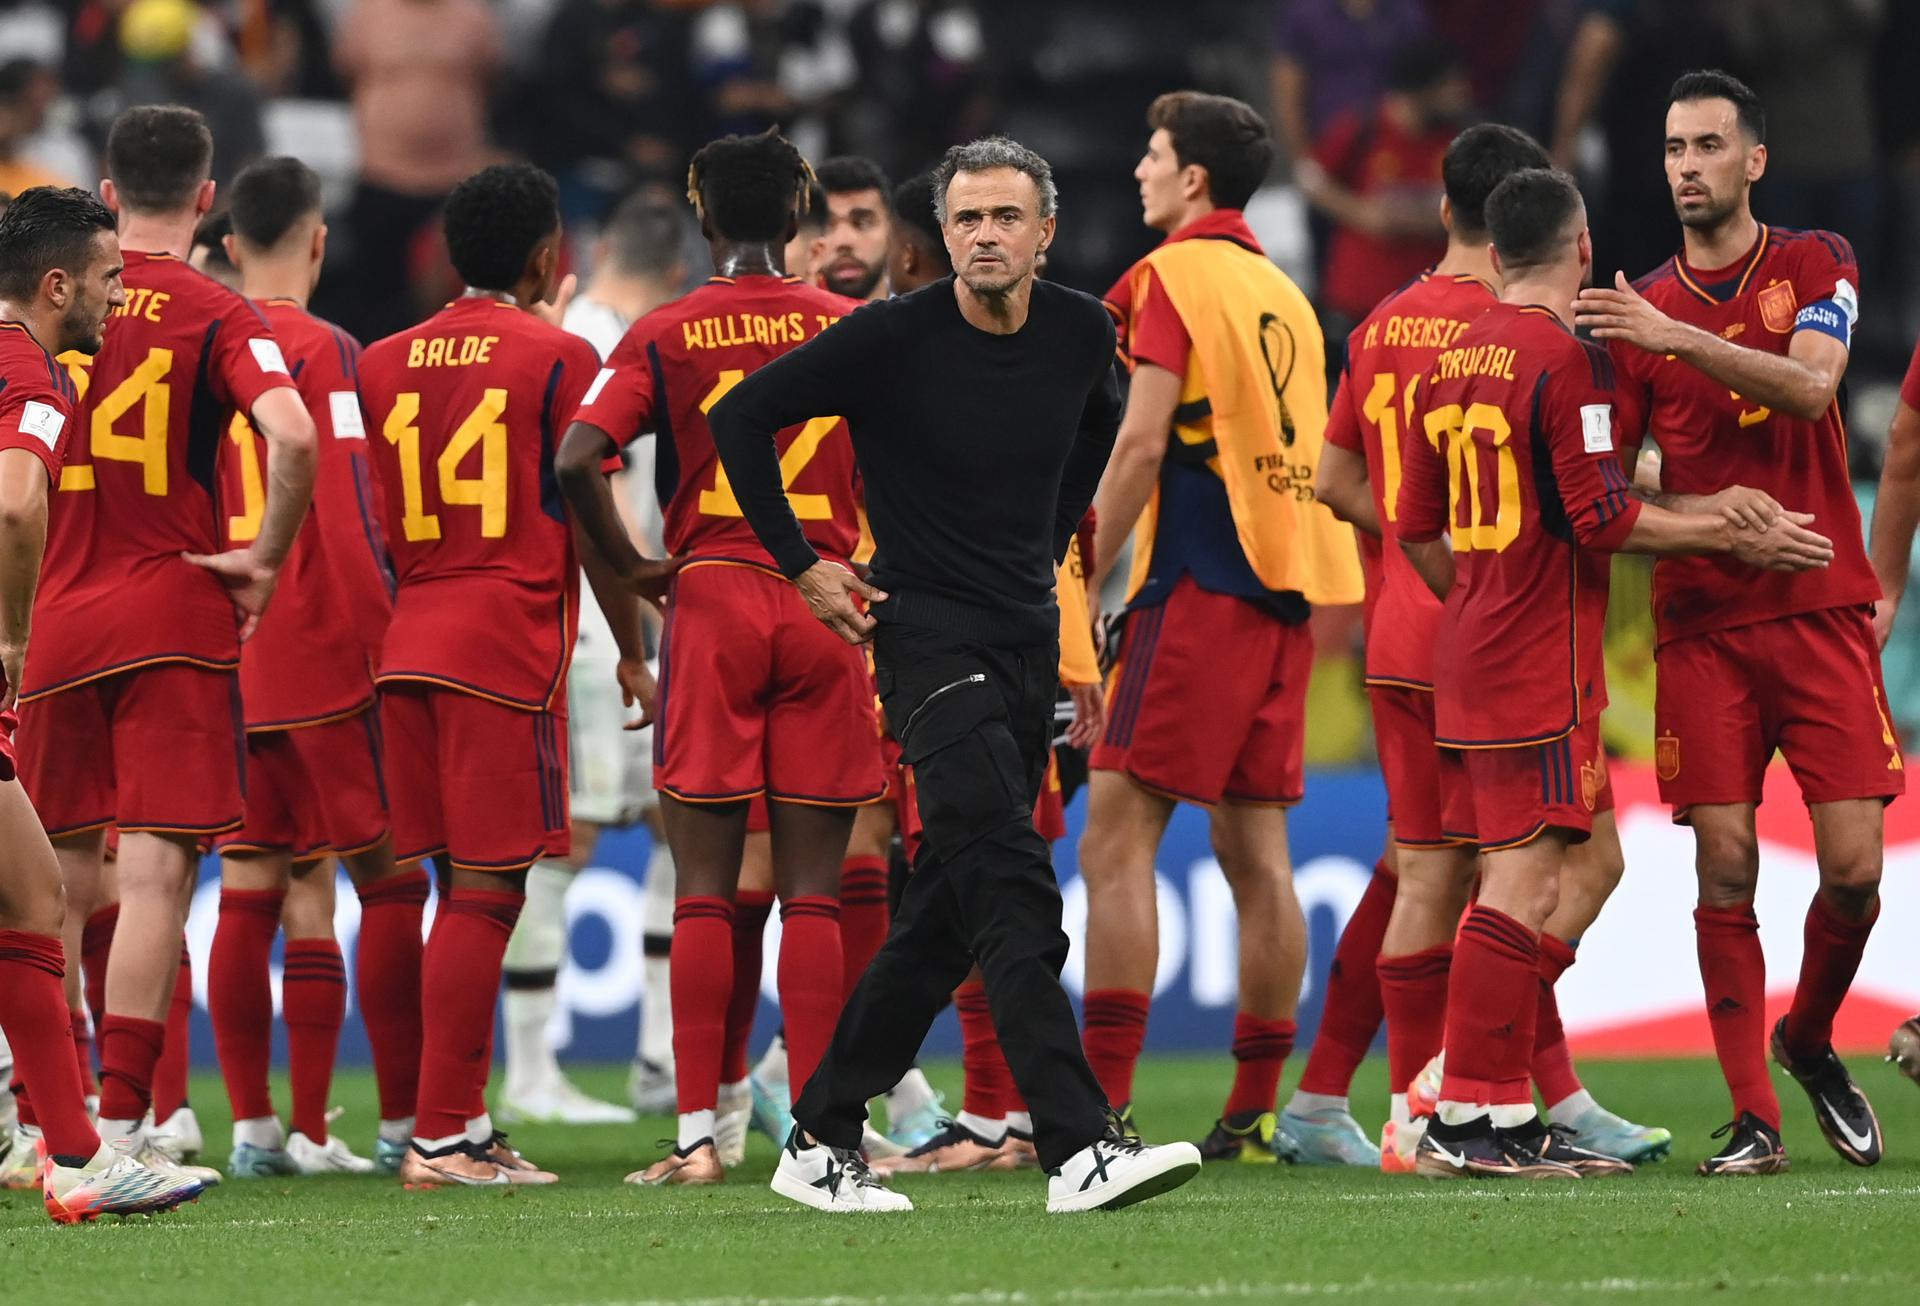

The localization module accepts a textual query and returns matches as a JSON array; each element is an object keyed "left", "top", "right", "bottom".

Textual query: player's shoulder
[
  {"left": 1628, "top": 256, "right": 1683, "bottom": 301},
  {"left": 140, "top": 251, "right": 264, "bottom": 318},
  {"left": 0, "top": 324, "right": 75, "bottom": 407},
  {"left": 1766, "top": 224, "right": 1856, "bottom": 273}
]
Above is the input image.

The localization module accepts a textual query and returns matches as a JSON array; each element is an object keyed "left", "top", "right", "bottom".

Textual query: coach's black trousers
[{"left": 792, "top": 621, "right": 1110, "bottom": 1170}]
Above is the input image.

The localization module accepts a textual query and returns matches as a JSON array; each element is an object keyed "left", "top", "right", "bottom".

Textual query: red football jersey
[
  {"left": 1327, "top": 271, "right": 1496, "bottom": 688},
  {"left": 23, "top": 251, "right": 296, "bottom": 698},
  {"left": 1398, "top": 303, "right": 1643, "bottom": 748},
  {"left": 1611, "top": 225, "right": 1878, "bottom": 644},
  {"left": 358, "top": 297, "right": 600, "bottom": 710},
  {"left": 0, "top": 322, "right": 79, "bottom": 488},
  {"left": 217, "top": 300, "right": 393, "bottom": 729},
  {"left": 570, "top": 274, "right": 862, "bottom": 568}
]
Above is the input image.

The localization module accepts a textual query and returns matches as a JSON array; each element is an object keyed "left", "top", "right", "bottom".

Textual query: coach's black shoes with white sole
[
  {"left": 771, "top": 1127, "right": 913, "bottom": 1212},
  {"left": 1046, "top": 1122, "right": 1201, "bottom": 1214},
  {"left": 1696, "top": 1112, "right": 1789, "bottom": 1176},
  {"left": 1771, "top": 1016, "right": 1882, "bottom": 1167}
]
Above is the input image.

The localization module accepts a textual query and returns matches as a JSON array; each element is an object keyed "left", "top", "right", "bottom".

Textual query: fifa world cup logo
[{"left": 1258, "top": 313, "right": 1298, "bottom": 447}]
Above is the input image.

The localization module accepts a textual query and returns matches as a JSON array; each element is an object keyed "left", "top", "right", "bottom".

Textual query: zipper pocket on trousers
[{"left": 900, "top": 673, "right": 987, "bottom": 743}]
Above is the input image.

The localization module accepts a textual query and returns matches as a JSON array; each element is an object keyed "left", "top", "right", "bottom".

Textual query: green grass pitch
[{"left": 7, "top": 1053, "right": 1920, "bottom": 1305}]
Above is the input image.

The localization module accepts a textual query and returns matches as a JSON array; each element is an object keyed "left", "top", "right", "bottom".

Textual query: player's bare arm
[
  {"left": 1574, "top": 271, "right": 1848, "bottom": 422},
  {"left": 1315, "top": 442, "right": 1379, "bottom": 537},
  {"left": 1400, "top": 536, "right": 1453, "bottom": 602},
  {"left": 1089, "top": 360, "right": 1180, "bottom": 589},
  {"left": 1868, "top": 396, "right": 1920, "bottom": 646},
  {"left": 1632, "top": 481, "right": 1787, "bottom": 532},
  {"left": 184, "top": 384, "right": 317, "bottom": 640},
  {"left": 555, "top": 420, "right": 682, "bottom": 606},
  {"left": 1612, "top": 499, "right": 1832, "bottom": 571},
  {"left": 0, "top": 447, "right": 50, "bottom": 712},
  {"left": 573, "top": 517, "right": 657, "bottom": 727}
]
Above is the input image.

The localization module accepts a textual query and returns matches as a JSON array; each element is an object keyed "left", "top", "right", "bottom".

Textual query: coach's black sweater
[{"left": 710, "top": 276, "right": 1123, "bottom": 648}]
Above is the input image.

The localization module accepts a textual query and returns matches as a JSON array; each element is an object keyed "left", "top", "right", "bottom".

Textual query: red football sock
[
  {"left": 414, "top": 888, "right": 521, "bottom": 1142},
  {"left": 354, "top": 868, "right": 428, "bottom": 1122},
  {"left": 151, "top": 945, "right": 193, "bottom": 1121},
  {"left": 721, "top": 890, "right": 773, "bottom": 1085},
  {"left": 838, "top": 854, "right": 889, "bottom": 1004},
  {"left": 1081, "top": 988, "right": 1150, "bottom": 1108},
  {"left": 1297, "top": 861, "right": 1393, "bottom": 1096},
  {"left": 1224, "top": 1013, "right": 1297, "bottom": 1119},
  {"left": 11, "top": 1079, "right": 34, "bottom": 1129},
  {"left": 0, "top": 931, "right": 99, "bottom": 1160},
  {"left": 671, "top": 896, "right": 733, "bottom": 1116},
  {"left": 1439, "top": 906, "right": 1540, "bottom": 1109},
  {"left": 777, "top": 896, "right": 843, "bottom": 1101},
  {"left": 1694, "top": 903, "right": 1780, "bottom": 1129},
  {"left": 955, "top": 980, "right": 1011, "bottom": 1121},
  {"left": 283, "top": 940, "right": 347, "bottom": 1142},
  {"left": 1783, "top": 890, "right": 1880, "bottom": 1062},
  {"left": 1531, "top": 932, "right": 1583, "bottom": 1108},
  {"left": 210, "top": 887, "right": 286, "bottom": 1124},
  {"left": 97, "top": 1013, "right": 167, "bottom": 1123},
  {"left": 1377, "top": 944, "right": 1451, "bottom": 1098},
  {"left": 71, "top": 1010, "right": 97, "bottom": 1099},
  {"left": 80, "top": 903, "right": 117, "bottom": 1029}
]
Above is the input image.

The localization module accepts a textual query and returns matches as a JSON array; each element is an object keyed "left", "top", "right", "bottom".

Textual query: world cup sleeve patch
[
  {"left": 330, "top": 392, "right": 366, "bottom": 439},
  {"left": 17, "top": 400, "right": 65, "bottom": 448},
  {"left": 1580, "top": 404, "right": 1613, "bottom": 454}
]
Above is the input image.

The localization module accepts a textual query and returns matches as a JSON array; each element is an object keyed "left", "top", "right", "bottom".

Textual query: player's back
[
  {"left": 608, "top": 274, "right": 861, "bottom": 568},
  {"left": 1410, "top": 303, "right": 1637, "bottom": 746},
  {"left": 360, "top": 297, "right": 600, "bottom": 709},
  {"left": 27, "top": 250, "right": 294, "bottom": 697},
  {"left": 1343, "top": 271, "right": 1495, "bottom": 688},
  {"left": 218, "top": 300, "right": 391, "bottom": 727},
  {"left": 1618, "top": 226, "right": 1878, "bottom": 640}
]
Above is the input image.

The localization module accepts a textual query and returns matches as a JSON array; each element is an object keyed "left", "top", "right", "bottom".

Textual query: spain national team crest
[
  {"left": 1580, "top": 752, "right": 1607, "bottom": 813},
  {"left": 1655, "top": 732, "right": 1681, "bottom": 782},
  {"left": 1757, "top": 279, "right": 1797, "bottom": 334}
]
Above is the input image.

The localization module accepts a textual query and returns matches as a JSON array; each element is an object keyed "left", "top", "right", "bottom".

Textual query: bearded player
[
  {"left": 205, "top": 157, "right": 425, "bottom": 1179},
  {"left": 815, "top": 157, "right": 893, "bottom": 302},
  {"left": 1574, "top": 70, "right": 1898, "bottom": 1175},
  {"left": 1315, "top": 123, "right": 1671, "bottom": 1171},
  {"left": 359, "top": 163, "right": 670, "bottom": 1187},
  {"left": 15, "top": 107, "right": 317, "bottom": 1187},
  {"left": 0, "top": 185, "right": 206, "bottom": 1222},
  {"left": 1401, "top": 167, "right": 1833, "bottom": 1180},
  {"left": 558, "top": 130, "right": 884, "bottom": 1187}
]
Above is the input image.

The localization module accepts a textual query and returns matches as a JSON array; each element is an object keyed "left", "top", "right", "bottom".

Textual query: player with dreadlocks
[{"left": 559, "top": 130, "right": 886, "bottom": 1187}]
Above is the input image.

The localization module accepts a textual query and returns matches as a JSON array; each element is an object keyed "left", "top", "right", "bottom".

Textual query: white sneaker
[
  {"left": 44, "top": 1141, "right": 202, "bottom": 1222},
  {"left": 627, "top": 1057, "right": 676, "bottom": 1115},
  {"left": 497, "top": 1076, "right": 637, "bottom": 1126},
  {"left": 1046, "top": 1131, "right": 1201, "bottom": 1214},
  {"left": 770, "top": 1129, "right": 913, "bottom": 1212},
  {"left": 106, "top": 1126, "right": 222, "bottom": 1189},
  {"left": 288, "top": 1127, "right": 377, "bottom": 1175},
  {"left": 861, "top": 1123, "right": 908, "bottom": 1161},
  {"left": 715, "top": 1081, "right": 751, "bottom": 1167},
  {"left": 2, "top": 1123, "right": 41, "bottom": 1189},
  {"left": 148, "top": 1106, "right": 205, "bottom": 1164}
]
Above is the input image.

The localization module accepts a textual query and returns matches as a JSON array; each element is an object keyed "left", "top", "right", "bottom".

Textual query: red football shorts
[
  {"left": 1654, "top": 605, "right": 1905, "bottom": 817},
  {"left": 216, "top": 708, "right": 389, "bottom": 862},
  {"left": 1438, "top": 717, "right": 1614, "bottom": 850},
  {"left": 380, "top": 682, "right": 568, "bottom": 871},
  {"left": 17, "top": 662, "right": 244, "bottom": 838},
  {"left": 1368, "top": 683, "right": 1471, "bottom": 848},
  {"left": 1092, "top": 575, "right": 1311, "bottom": 806},
  {"left": 654, "top": 563, "right": 885, "bottom": 807},
  {"left": 747, "top": 793, "right": 770, "bottom": 834},
  {"left": 1034, "top": 751, "right": 1067, "bottom": 843}
]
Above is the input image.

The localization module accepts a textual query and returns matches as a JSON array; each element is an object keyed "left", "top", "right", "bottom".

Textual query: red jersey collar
[
  {"left": 1161, "top": 209, "right": 1263, "bottom": 257},
  {"left": 1674, "top": 225, "right": 1771, "bottom": 305}
]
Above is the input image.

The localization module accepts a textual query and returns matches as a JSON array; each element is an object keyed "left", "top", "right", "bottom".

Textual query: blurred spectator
[
  {"left": 118, "top": 0, "right": 266, "bottom": 189},
  {"left": 1301, "top": 36, "right": 1466, "bottom": 330},
  {"left": 692, "top": 2, "right": 802, "bottom": 142},
  {"left": 840, "top": 0, "right": 989, "bottom": 179},
  {"left": 0, "top": 1, "right": 63, "bottom": 65},
  {"left": 533, "top": 0, "right": 696, "bottom": 228},
  {"left": 813, "top": 154, "right": 891, "bottom": 300},
  {"left": 0, "top": 58, "right": 74, "bottom": 195},
  {"left": 1548, "top": 0, "right": 1742, "bottom": 281},
  {"left": 231, "top": 0, "right": 344, "bottom": 100},
  {"left": 331, "top": 0, "right": 501, "bottom": 340},
  {"left": 565, "top": 191, "right": 692, "bottom": 359},
  {"left": 1269, "top": 0, "right": 1431, "bottom": 171}
]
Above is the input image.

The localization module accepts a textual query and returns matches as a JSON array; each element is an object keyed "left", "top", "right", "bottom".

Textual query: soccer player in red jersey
[
  {"left": 1317, "top": 124, "right": 1669, "bottom": 1171},
  {"left": 1574, "top": 70, "right": 1899, "bottom": 1174},
  {"left": 559, "top": 130, "right": 885, "bottom": 1188},
  {"left": 14, "top": 108, "right": 317, "bottom": 1181},
  {"left": 359, "top": 163, "right": 666, "bottom": 1187},
  {"left": 1081, "top": 92, "right": 1362, "bottom": 1164},
  {"left": 204, "top": 157, "right": 428, "bottom": 1180},
  {"left": 1400, "top": 167, "right": 1831, "bottom": 1180},
  {"left": 0, "top": 185, "right": 205, "bottom": 1222}
]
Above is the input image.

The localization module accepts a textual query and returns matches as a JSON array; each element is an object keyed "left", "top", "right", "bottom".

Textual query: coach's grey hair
[{"left": 931, "top": 137, "right": 1058, "bottom": 225}]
